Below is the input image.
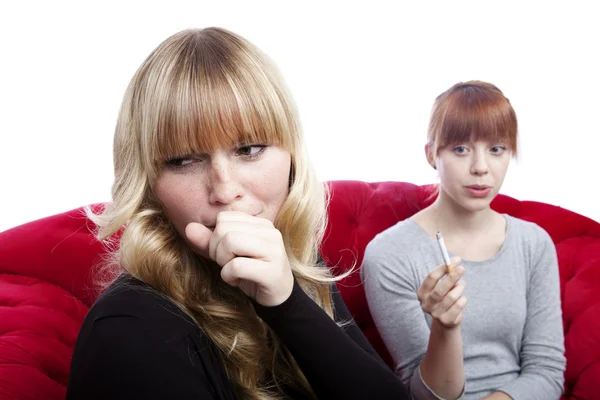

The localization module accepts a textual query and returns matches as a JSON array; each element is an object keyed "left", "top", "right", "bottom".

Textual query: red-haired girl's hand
[{"left": 417, "top": 259, "right": 467, "bottom": 329}]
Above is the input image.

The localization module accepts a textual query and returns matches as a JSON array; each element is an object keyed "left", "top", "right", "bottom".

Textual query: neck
[{"left": 430, "top": 190, "right": 495, "bottom": 236}]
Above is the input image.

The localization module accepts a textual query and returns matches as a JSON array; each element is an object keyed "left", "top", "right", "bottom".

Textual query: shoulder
[
  {"left": 506, "top": 214, "right": 555, "bottom": 250},
  {"left": 69, "top": 275, "right": 221, "bottom": 392},
  {"left": 81, "top": 274, "right": 199, "bottom": 342},
  {"left": 68, "top": 275, "right": 226, "bottom": 399},
  {"left": 504, "top": 215, "right": 558, "bottom": 275},
  {"left": 365, "top": 219, "right": 420, "bottom": 259},
  {"left": 361, "top": 219, "right": 428, "bottom": 281}
]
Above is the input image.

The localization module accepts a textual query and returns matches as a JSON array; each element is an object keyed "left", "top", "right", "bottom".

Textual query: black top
[{"left": 67, "top": 274, "right": 409, "bottom": 399}]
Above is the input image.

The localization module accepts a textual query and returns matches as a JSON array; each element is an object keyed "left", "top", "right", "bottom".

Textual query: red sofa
[{"left": 1, "top": 181, "right": 599, "bottom": 399}]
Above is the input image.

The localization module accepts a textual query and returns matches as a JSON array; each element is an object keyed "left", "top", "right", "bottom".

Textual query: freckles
[{"left": 156, "top": 176, "right": 196, "bottom": 213}]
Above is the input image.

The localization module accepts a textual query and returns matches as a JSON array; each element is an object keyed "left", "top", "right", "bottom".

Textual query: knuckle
[
  {"left": 416, "top": 290, "right": 423, "bottom": 301},
  {"left": 447, "top": 292, "right": 458, "bottom": 303},
  {"left": 213, "top": 224, "right": 226, "bottom": 237},
  {"left": 230, "top": 258, "right": 244, "bottom": 273},
  {"left": 223, "top": 231, "right": 240, "bottom": 246},
  {"left": 421, "top": 300, "right": 432, "bottom": 311},
  {"left": 269, "top": 227, "right": 283, "bottom": 242},
  {"left": 450, "top": 272, "right": 462, "bottom": 283}
]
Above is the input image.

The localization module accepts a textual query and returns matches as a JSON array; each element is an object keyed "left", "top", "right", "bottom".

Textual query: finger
[
  {"left": 209, "top": 222, "right": 277, "bottom": 262},
  {"left": 209, "top": 222, "right": 235, "bottom": 262},
  {"left": 433, "top": 264, "right": 465, "bottom": 298},
  {"left": 185, "top": 222, "right": 213, "bottom": 258},
  {"left": 214, "top": 231, "right": 274, "bottom": 267},
  {"left": 428, "top": 265, "right": 465, "bottom": 303},
  {"left": 420, "top": 264, "right": 452, "bottom": 294},
  {"left": 441, "top": 296, "right": 468, "bottom": 326},
  {"left": 439, "top": 279, "right": 466, "bottom": 311},
  {"left": 221, "top": 257, "right": 274, "bottom": 288},
  {"left": 209, "top": 212, "right": 274, "bottom": 261},
  {"left": 445, "top": 256, "right": 461, "bottom": 274},
  {"left": 221, "top": 257, "right": 293, "bottom": 306},
  {"left": 217, "top": 211, "right": 273, "bottom": 227}
]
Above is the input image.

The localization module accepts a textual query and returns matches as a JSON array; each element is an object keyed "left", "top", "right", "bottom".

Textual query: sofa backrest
[{"left": 0, "top": 205, "right": 105, "bottom": 398}]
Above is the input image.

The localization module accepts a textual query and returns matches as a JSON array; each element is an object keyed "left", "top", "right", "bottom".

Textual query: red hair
[{"left": 428, "top": 80, "right": 518, "bottom": 156}]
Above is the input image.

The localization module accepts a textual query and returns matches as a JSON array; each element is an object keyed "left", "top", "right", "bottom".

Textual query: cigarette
[{"left": 435, "top": 231, "right": 453, "bottom": 273}]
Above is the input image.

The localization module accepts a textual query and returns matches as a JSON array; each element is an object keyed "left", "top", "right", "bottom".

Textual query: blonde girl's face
[{"left": 153, "top": 143, "right": 291, "bottom": 234}]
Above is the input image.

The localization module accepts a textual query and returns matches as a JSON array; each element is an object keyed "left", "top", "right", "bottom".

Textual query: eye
[
  {"left": 491, "top": 145, "right": 506, "bottom": 154},
  {"left": 236, "top": 145, "right": 267, "bottom": 159},
  {"left": 165, "top": 157, "right": 197, "bottom": 169},
  {"left": 453, "top": 145, "right": 468, "bottom": 155}
]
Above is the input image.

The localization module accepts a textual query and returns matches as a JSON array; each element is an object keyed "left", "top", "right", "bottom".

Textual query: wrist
[
  {"left": 253, "top": 278, "right": 300, "bottom": 318},
  {"left": 431, "top": 318, "right": 461, "bottom": 335}
]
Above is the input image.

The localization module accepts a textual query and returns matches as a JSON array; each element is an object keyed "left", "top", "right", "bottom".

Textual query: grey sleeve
[
  {"left": 497, "top": 229, "right": 566, "bottom": 399},
  {"left": 362, "top": 242, "right": 452, "bottom": 400}
]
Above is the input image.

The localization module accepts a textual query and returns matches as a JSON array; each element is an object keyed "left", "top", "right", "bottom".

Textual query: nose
[
  {"left": 470, "top": 151, "right": 489, "bottom": 176},
  {"left": 207, "top": 157, "right": 244, "bottom": 205}
]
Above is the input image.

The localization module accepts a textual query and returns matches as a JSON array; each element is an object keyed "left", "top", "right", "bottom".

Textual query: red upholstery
[{"left": 1, "top": 181, "right": 599, "bottom": 399}]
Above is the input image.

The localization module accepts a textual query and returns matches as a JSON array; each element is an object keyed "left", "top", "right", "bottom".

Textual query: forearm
[
  {"left": 420, "top": 320, "right": 465, "bottom": 399},
  {"left": 254, "top": 280, "right": 410, "bottom": 399}
]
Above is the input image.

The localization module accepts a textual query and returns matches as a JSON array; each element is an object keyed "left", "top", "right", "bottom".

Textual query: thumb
[{"left": 185, "top": 222, "right": 212, "bottom": 258}]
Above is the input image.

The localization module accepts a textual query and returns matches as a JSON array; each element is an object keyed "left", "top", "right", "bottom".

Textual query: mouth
[
  {"left": 466, "top": 185, "right": 491, "bottom": 190},
  {"left": 465, "top": 185, "right": 492, "bottom": 198}
]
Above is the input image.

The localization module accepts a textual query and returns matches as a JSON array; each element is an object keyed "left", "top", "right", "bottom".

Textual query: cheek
[
  {"left": 494, "top": 158, "right": 511, "bottom": 178},
  {"left": 261, "top": 166, "right": 290, "bottom": 206},
  {"left": 154, "top": 179, "right": 176, "bottom": 208},
  {"left": 252, "top": 152, "right": 291, "bottom": 216},
  {"left": 438, "top": 161, "right": 460, "bottom": 185},
  {"left": 153, "top": 175, "right": 205, "bottom": 233}
]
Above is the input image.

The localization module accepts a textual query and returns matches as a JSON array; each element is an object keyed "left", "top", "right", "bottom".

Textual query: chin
[
  {"left": 449, "top": 194, "right": 492, "bottom": 213},
  {"left": 462, "top": 196, "right": 496, "bottom": 212}
]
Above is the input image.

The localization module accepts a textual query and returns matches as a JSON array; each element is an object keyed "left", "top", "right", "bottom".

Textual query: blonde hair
[{"left": 88, "top": 27, "right": 335, "bottom": 399}]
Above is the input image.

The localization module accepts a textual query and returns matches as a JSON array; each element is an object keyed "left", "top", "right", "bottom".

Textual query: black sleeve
[
  {"left": 253, "top": 280, "right": 410, "bottom": 400},
  {"left": 66, "top": 316, "right": 218, "bottom": 400},
  {"left": 329, "top": 282, "right": 389, "bottom": 365}
]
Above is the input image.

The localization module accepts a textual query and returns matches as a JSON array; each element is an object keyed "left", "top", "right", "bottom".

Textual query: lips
[
  {"left": 466, "top": 185, "right": 491, "bottom": 190},
  {"left": 465, "top": 185, "right": 492, "bottom": 198}
]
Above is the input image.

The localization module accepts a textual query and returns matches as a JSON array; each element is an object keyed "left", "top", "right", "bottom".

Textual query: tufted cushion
[
  {"left": 0, "top": 181, "right": 599, "bottom": 399},
  {"left": 320, "top": 181, "right": 600, "bottom": 400},
  {"left": 0, "top": 206, "right": 104, "bottom": 400}
]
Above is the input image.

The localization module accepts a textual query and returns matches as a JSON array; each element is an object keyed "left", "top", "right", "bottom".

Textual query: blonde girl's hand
[{"left": 184, "top": 211, "right": 294, "bottom": 307}]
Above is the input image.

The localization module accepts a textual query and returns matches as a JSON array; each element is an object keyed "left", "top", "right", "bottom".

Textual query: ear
[{"left": 425, "top": 143, "right": 436, "bottom": 170}]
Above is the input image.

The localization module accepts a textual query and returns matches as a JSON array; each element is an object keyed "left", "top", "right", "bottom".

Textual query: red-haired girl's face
[{"left": 429, "top": 139, "right": 511, "bottom": 212}]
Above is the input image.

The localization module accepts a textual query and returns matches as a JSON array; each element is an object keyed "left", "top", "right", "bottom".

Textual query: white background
[{"left": 1, "top": 1, "right": 598, "bottom": 232}]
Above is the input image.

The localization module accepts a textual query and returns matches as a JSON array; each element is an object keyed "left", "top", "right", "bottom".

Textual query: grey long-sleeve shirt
[{"left": 361, "top": 215, "right": 566, "bottom": 399}]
